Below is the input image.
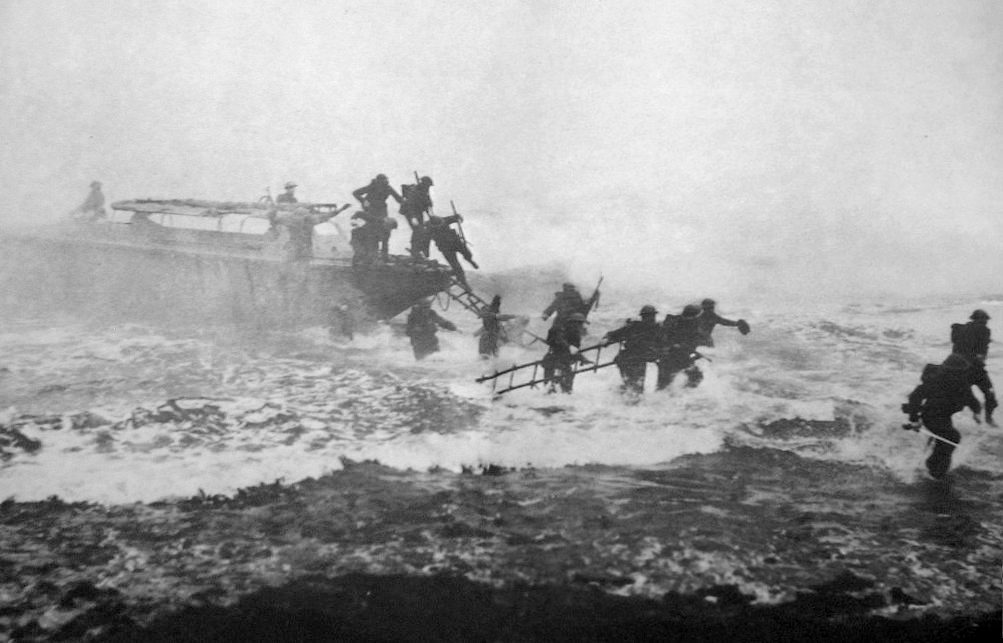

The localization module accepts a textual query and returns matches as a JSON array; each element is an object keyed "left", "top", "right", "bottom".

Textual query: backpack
[
  {"left": 920, "top": 363, "right": 940, "bottom": 384},
  {"left": 950, "top": 323, "right": 966, "bottom": 347}
]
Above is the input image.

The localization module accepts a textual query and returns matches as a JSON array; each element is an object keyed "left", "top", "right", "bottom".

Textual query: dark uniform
[
  {"left": 658, "top": 305, "right": 705, "bottom": 389},
  {"left": 542, "top": 283, "right": 600, "bottom": 329},
  {"left": 276, "top": 181, "right": 298, "bottom": 204},
  {"left": 542, "top": 313, "right": 588, "bottom": 393},
  {"left": 951, "top": 309, "right": 997, "bottom": 425},
  {"left": 350, "top": 210, "right": 381, "bottom": 265},
  {"left": 604, "top": 305, "right": 663, "bottom": 394},
  {"left": 353, "top": 174, "right": 403, "bottom": 259},
  {"left": 428, "top": 215, "right": 478, "bottom": 286},
  {"left": 400, "top": 176, "right": 434, "bottom": 258},
  {"left": 478, "top": 295, "right": 515, "bottom": 358},
  {"left": 697, "top": 298, "right": 750, "bottom": 347},
  {"left": 903, "top": 354, "right": 982, "bottom": 479},
  {"left": 405, "top": 301, "right": 456, "bottom": 360}
]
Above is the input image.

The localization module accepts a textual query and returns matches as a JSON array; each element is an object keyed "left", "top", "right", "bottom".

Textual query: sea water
[{"left": 1, "top": 293, "right": 999, "bottom": 504}]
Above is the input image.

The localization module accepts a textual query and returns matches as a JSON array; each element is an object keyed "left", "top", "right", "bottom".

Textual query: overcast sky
[{"left": 1, "top": 0, "right": 1001, "bottom": 303}]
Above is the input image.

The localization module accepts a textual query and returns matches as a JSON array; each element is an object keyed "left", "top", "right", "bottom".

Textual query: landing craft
[{"left": 0, "top": 198, "right": 453, "bottom": 329}]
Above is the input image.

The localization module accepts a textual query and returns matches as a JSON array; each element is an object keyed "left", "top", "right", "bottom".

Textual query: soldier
[
  {"left": 276, "top": 181, "right": 298, "bottom": 204},
  {"left": 951, "top": 309, "right": 997, "bottom": 425},
  {"left": 541, "top": 312, "right": 590, "bottom": 393},
  {"left": 902, "top": 353, "right": 983, "bottom": 479},
  {"left": 405, "top": 299, "right": 457, "bottom": 360},
  {"left": 477, "top": 295, "right": 516, "bottom": 358},
  {"left": 542, "top": 283, "right": 600, "bottom": 329},
  {"left": 72, "top": 181, "right": 106, "bottom": 220},
  {"left": 697, "top": 298, "right": 750, "bottom": 347},
  {"left": 400, "top": 176, "right": 435, "bottom": 258},
  {"left": 353, "top": 174, "right": 403, "bottom": 260},
  {"left": 427, "top": 214, "right": 478, "bottom": 287},
  {"left": 658, "top": 304, "right": 705, "bottom": 390},
  {"left": 604, "top": 305, "right": 663, "bottom": 395},
  {"left": 349, "top": 210, "right": 380, "bottom": 265},
  {"left": 329, "top": 303, "right": 355, "bottom": 341},
  {"left": 268, "top": 205, "right": 341, "bottom": 262}
]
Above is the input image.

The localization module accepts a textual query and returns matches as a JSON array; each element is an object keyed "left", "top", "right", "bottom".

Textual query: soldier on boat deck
[
  {"left": 276, "top": 181, "right": 298, "bottom": 204},
  {"left": 72, "top": 181, "right": 106, "bottom": 220},
  {"left": 400, "top": 176, "right": 434, "bottom": 258},
  {"left": 604, "top": 305, "right": 663, "bottom": 395},
  {"left": 542, "top": 283, "right": 599, "bottom": 329},
  {"left": 268, "top": 205, "right": 341, "bottom": 262},
  {"left": 353, "top": 174, "right": 403, "bottom": 261},
  {"left": 697, "top": 298, "right": 750, "bottom": 347},
  {"left": 405, "top": 299, "right": 457, "bottom": 360}
]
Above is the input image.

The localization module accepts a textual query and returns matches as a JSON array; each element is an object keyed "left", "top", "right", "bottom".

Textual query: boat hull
[{"left": 0, "top": 222, "right": 452, "bottom": 327}]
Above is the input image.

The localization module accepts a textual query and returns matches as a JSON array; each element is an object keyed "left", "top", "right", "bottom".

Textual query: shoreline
[{"left": 2, "top": 453, "right": 999, "bottom": 640}]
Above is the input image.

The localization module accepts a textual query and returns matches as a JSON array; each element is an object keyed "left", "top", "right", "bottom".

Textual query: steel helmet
[
  {"left": 90, "top": 180, "right": 102, "bottom": 188},
  {"left": 970, "top": 309, "right": 990, "bottom": 321},
  {"left": 284, "top": 181, "right": 297, "bottom": 189},
  {"left": 639, "top": 305, "right": 657, "bottom": 317},
  {"left": 375, "top": 173, "right": 388, "bottom": 182},
  {"left": 681, "top": 304, "right": 702, "bottom": 319},
  {"left": 420, "top": 176, "right": 434, "bottom": 186},
  {"left": 701, "top": 298, "right": 716, "bottom": 308},
  {"left": 941, "top": 353, "right": 971, "bottom": 371}
]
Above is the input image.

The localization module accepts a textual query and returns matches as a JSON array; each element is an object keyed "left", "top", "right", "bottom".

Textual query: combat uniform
[
  {"left": 903, "top": 354, "right": 982, "bottom": 479},
  {"left": 428, "top": 215, "right": 477, "bottom": 286},
  {"left": 951, "top": 310, "right": 997, "bottom": 423},
  {"left": 605, "top": 307, "right": 663, "bottom": 394},
  {"left": 658, "top": 306, "right": 705, "bottom": 389},
  {"left": 400, "top": 179, "right": 434, "bottom": 258},
  {"left": 406, "top": 303, "right": 456, "bottom": 360},
  {"left": 542, "top": 315, "right": 587, "bottom": 393},
  {"left": 697, "top": 299, "right": 750, "bottom": 347},
  {"left": 542, "top": 285, "right": 598, "bottom": 329},
  {"left": 269, "top": 207, "right": 337, "bottom": 261},
  {"left": 478, "top": 297, "right": 515, "bottom": 358},
  {"left": 353, "top": 176, "right": 403, "bottom": 260}
]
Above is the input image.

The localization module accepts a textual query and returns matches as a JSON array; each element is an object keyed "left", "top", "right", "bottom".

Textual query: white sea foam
[{"left": 0, "top": 296, "right": 998, "bottom": 502}]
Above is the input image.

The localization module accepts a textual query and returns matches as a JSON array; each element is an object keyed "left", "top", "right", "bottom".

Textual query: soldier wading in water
[
  {"left": 604, "top": 305, "right": 663, "bottom": 395},
  {"left": 950, "top": 309, "right": 997, "bottom": 426},
  {"left": 405, "top": 299, "right": 457, "bottom": 360},
  {"left": 902, "top": 353, "right": 984, "bottom": 480},
  {"left": 541, "top": 312, "right": 590, "bottom": 393},
  {"left": 476, "top": 295, "right": 515, "bottom": 359}
]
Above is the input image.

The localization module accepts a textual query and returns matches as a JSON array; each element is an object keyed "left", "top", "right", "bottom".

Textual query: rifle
[
  {"left": 450, "top": 200, "right": 470, "bottom": 247},
  {"left": 901, "top": 423, "right": 960, "bottom": 448},
  {"left": 305, "top": 204, "right": 352, "bottom": 222},
  {"left": 587, "top": 275, "right": 604, "bottom": 314},
  {"left": 525, "top": 329, "right": 548, "bottom": 345}
]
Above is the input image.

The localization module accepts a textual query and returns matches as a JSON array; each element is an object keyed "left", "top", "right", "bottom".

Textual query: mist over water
[{"left": 2, "top": 1, "right": 1002, "bottom": 304}]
